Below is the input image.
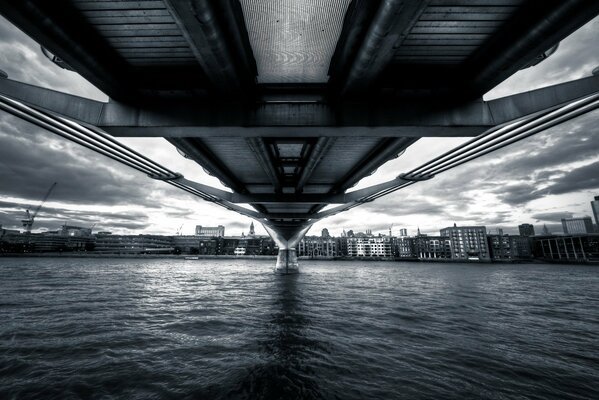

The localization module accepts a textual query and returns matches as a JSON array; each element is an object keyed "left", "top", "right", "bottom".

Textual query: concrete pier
[{"left": 264, "top": 224, "right": 312, "bottom": 274}]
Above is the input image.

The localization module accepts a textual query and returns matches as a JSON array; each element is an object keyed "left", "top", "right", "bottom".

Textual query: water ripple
[{"left": 1, "top": 258, "right": 598, "bottom": 399}]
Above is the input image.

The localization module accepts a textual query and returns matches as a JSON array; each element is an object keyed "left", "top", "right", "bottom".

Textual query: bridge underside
[{"left": 1, "top": 0, "right": 598, "bottom": 272}]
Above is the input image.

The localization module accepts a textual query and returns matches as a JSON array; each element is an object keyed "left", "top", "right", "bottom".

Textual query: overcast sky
[{"left": 0, "top": 15, "right": 597, "bottom": 237}]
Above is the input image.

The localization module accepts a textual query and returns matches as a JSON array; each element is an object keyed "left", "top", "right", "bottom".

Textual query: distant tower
[
  {"left": 321, "top": 228, "right": 330, "bottom": 238},
  {"left": 518, "top": 223, "right": 535, "bottom": 237},
  {"left": 417, "top": 227, "right": 421, "bottom": 236},
  {"left": 249, "top": 221, "right": 255, "bottom": 236},
  {"left": 542, "top": 224, "right": 550, "bottom": 235}
]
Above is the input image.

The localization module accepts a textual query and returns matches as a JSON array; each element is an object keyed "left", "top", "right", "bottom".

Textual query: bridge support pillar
[{"left": 263, "top": 223, "right": 312, "bottom": 274}]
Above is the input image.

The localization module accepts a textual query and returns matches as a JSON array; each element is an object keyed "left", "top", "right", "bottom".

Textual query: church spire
[{"left": 249, "top": 221, "right": 255, "bottom": 236}]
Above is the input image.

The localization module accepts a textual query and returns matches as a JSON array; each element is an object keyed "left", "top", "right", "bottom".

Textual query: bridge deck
[{"left": 0, "top": 0, "right": 597, "bottom": 235}]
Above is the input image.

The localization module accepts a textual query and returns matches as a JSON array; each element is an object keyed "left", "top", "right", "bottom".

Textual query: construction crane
[
  {"left": 21, "top": 182, "right": 57, "bottom": 234},
  {"left": 176, "top": 224, "right": 184, "bottom": 236},
  {"left": 389, "top": 223, "right": 393, "bottom": 237}
]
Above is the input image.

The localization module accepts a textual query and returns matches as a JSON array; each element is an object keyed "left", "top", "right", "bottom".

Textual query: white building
[
  {"left": 195, "top": 225, "right": 225, "bottom": 237},
  {"left": 561, "top": 217, "right": 594, "bottom": 234},
  {"left": 298, "top": 237, "right": 338, "bottom": 257},
  {"left": 347, "top": 236, "right": 393, "bottom": 258},
  {"left": 592, "top": 196, "right": 599, "bottom": 228}
]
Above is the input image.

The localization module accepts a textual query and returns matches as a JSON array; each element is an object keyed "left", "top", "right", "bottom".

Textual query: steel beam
[
  {"left": 295, "top": 137, "right": 336, "bottom": 193},
  {"left": 167, "top": 137, "right": 247, "bottom": 193},
  {"left": 462, "top": 0, "right": 599, "bottom": 98},
  {"left": 334, "top": 0, "right": 431, "bottom": 96},
  {"left": 246, "top": 137, "right": 281, "bottom": 192},
  {"left": 163, "top": 0, "right": 256, "bottom": 95},
  {"left": 0, "top": 0, "right": 138, "bottom": 101},
  {"left": 332, "top": 137, "right": 418, "bottom": 193},
  {"left": 1, "top": 75, "right": 598, "bottom": 136},
  {"left": 106, "top": 125, "right": 488, "bottom": 138},
  {"left": 175, "top": 176, "right": 409, "bottom": 204}
]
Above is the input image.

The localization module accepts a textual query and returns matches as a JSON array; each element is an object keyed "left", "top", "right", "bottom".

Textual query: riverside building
[
  {"left": 534, "top": 234, "right": 599, "bottom": 262},
  {"left": 440, "top": 224, "right": 491, "bottom": 261},
  {"left": 393, "top": 237, "right": 416, "bottom": 258},
  {"left": 413, "top": 236, "right": 452, "bottom": 260},
  {"left": 298, "top": 236, "right": 338, "bottom": 257},
  {"left": 347, "top": 236, "right": 393, "bottom": 258},
  {"left": 195, "top": 225, "right": 225, "bottom": 237},
  {"left": 561, "top": 217, "right": 594, "bottom": 234},
  {"left": 94, "top": 234, "right": 173, "bottom": 254}
]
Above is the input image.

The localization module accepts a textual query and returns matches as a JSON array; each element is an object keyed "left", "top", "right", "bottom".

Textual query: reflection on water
[
  {"left": 228, "top": 275, "right": 323, "bottom": 400},
  {"left": 1, "top": 258, "right": 599, "bottom": 399}
]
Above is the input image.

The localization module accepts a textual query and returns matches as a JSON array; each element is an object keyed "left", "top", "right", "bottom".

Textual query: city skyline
[
  {"left": 4, "top": 202, "right": 597, "bottom": 238},
  {"left": 0, "top": 15, "right": 598, "bottom": 237}
]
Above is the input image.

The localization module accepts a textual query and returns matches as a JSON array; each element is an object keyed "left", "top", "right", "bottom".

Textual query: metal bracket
[
  {"left": 398, "top": 173, "right": 434, "bottom": 181},
  {"left": 147, "top": 172, "right": 183, "bottom": 181}
]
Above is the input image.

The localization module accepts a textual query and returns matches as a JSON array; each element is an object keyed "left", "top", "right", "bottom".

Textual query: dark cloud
[
  {"left": 479, "top": 211, "right": 514, "bottom": 225},
  {"left": 0, "top": 116, "right": 159, "bottom": 206},
  {"left": 164, "top": 209, "right": 194, "bottom": 218},
  {"left": 486, "top": 16, "right": 599, "bottom": 99},
  {"left": 531, "top": 212, "right": 574, "bottom": 223},
  {"left": 0, "top": 199, "right": 150, "bottom": 231},
  {"left": 500, "top": 117, "right": 599, "bottom": 178},
  {"left": 0, "top": 15, "right": 105, "bottom": 99},
  {"left": 413, "top": 111, "right": 599, "bottom": 209},
  {"left": 541, "top": 161, "right": 599, "bottom": 195},
  {"left": 493, "top": 183, "right": 539, "bottom": 206},
  {"left": 362, "top": 197, "right": 447, "bottom": 217}
]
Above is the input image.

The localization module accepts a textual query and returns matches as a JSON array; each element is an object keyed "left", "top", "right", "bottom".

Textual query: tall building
[
  {"left": 249, "top": 222, "right": 255, "bottom": 236},
  {"left": 561, "top": 217, "right": 593, "bottom": 234},
  {"left": 518, "top": 223, "right": 535, "bottom": 237},
  {"left": 399, "top": 228, "right": 408, "bottom": 237},
  {"left": 195, "top": 225, "right": 225, "bottom": 237},
  {"left": 440, "top": 224, "right": 491, "bottom": 261},
  {"left": 591, "top": 196, "right": 599, "bottom": 227},
  {"left": 321, "top": 228, "right": 330, "bottom": 238}
]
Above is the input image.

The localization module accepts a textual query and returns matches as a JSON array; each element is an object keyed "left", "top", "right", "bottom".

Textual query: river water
[{"left": 0, "top": 258, "right": 598, "bottom": 399}]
